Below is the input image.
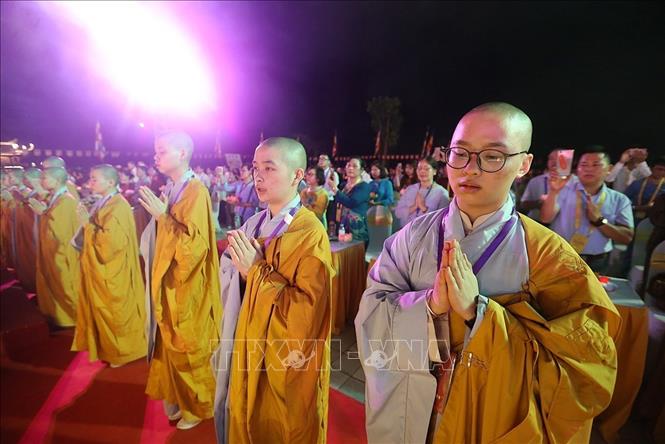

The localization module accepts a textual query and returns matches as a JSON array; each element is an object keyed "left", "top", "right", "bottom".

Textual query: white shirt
[{"left": 606, "top": 161, "right": 651, "bottom": 193}]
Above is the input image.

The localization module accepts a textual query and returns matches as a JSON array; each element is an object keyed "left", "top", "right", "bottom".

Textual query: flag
[
  {"left": 94, "top": 121, "right": 106, "bottom": 159},
  {"left": 373, "top": 129, "right": 382, "bottom": 157},
  {"left": 332, "top": 131, "right": 338, "bottom": 158},
  {"left": 214, "top": 129, "right": 222, "bottom": 158},
  {"left": 426, "top": 132, "right": 434, "bottom": 157},
  {"left": 420, "top": 128, "right": 430, "bottom": 157}
]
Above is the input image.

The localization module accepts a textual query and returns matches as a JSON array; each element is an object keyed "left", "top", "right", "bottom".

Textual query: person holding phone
[{"left": 541, "top": 145, "right": 634, "bottom": 273}]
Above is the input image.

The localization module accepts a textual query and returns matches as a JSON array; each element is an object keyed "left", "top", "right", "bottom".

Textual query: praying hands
[
  {"left": 138, "top": 186, "right": 167, "bottom": 219},
  {"left": 428, "top": 239, "right": 478, "bottom": 321},
  {"left": 227, "top": 230, "right": 264, "bottom": 278}
]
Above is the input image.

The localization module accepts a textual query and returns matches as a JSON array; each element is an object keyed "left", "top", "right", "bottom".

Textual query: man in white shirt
[{"left": 605, "top": 147, "right": 650, "bottom": 193}]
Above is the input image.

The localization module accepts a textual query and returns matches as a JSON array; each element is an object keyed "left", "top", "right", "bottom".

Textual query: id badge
[{"left": 569, "top": 233, "right": 589, "bottom": 253}]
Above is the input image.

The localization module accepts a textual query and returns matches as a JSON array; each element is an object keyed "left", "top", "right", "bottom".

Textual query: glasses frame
[{"left": 443, "top": 146, "right": 528, "bottom": 173}]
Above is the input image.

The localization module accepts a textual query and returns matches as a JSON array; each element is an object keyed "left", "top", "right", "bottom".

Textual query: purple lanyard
[
  {"left": 170, "top": 177, "right": 193, "bottom": 206},
  {"left": 436, "top": 207, "right": 517, "bottom": 275},
  {"left": 253, "top": 206, "right": 300, "bottom": 250}
]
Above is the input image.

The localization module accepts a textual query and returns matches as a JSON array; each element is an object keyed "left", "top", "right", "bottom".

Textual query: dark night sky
[{"left": 1, "top": 1, "right": 664, "bottom": 163}]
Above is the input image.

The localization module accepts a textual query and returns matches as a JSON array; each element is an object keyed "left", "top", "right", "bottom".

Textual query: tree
[{"left": 367, "top": 96, "right": 403, "bottom": 157}]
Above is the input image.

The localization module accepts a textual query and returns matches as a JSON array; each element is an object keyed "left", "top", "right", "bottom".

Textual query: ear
[{"left": 516, "top": 153, "right": 533, "bottom": 178}]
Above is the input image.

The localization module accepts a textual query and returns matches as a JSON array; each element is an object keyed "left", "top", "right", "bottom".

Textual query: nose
[{"left": 463, "top": 153, "right": 482, "bottom": 176}]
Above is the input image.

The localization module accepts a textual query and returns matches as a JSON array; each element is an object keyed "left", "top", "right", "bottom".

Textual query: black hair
[
  {"left": 308, "top": 166, "right": 326, "bottom": 186},
  {"left": 418, "top": 156, "right": 438, "bottom": 170},
  {"left": 370, "top": 160, "right": 388, "bottom": 179},
  {"left": 348, "top": 157, "right": 365, "bottom": 170},
  {"left": 576, "top": 145, "right": 610, "bottom": 164}
]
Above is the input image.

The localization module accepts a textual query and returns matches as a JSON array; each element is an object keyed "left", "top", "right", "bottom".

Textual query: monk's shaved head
[
  {"left": 156, "top": 131, "right": 194, "bottom": 162},
  {"left": 459, "top": 102, "right": 533, "bottom": 151},
  {"left": 91, "top": 164, "right": 119, "bottom": 186},
  {"left": 42, "top": 156, "right": 67, "bottom": 169},
  {"left": 44, "top": 167, "right": 68, "bottom": 186},
  {"left": 8, "top": 166, "right": 25, "bottom": 180},
  {"left": 25, "top": 168, "right": 42, "bottom": 180},
  {"left": 257, "top": 137, "right": 307, "bottom": 172}
]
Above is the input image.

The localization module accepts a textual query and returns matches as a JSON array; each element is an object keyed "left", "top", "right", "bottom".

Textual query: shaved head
[
  {"left": 44, "top": 167, "right": 68, "bottom": 186},
  {"left": 8, "top": 166, "right": 25, "bottom": 180},
  {"left": 25, "top": 168, "right": 42, "bottom": 180},
  {"left": 460, "top": 102, "right": 533, "bottom": 151},
  {"left": 155, "top": 131, "right": 194, "bottom": 162},
  {"left": 91, "top": 164, "right": 119, "bottom": 186},
  {"left": 42, "top": 156, "right": 66, "bottom": 169},
  {"left": 257, "top": 137, "right": 307, "bottom": 172}
]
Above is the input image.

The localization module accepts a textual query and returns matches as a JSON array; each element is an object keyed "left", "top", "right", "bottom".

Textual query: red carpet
[{"left": 1, "top": 272, "right": 367, "bottom": 443}]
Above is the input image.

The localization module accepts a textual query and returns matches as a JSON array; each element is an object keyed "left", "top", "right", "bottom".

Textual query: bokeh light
[{"left": 53, "top": 1, "right": 217, "bottom": 116}]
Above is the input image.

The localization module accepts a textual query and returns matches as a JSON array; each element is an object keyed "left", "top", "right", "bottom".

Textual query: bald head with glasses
[{"left": 445, "top": 102, "right": 534, "bottom": 222}]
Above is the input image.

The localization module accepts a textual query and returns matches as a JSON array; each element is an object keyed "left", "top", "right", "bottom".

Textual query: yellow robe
[
  {"left": 67, "top": 181, "right": 80, "bottom": 201},
  {"left": 72, "top": 194, "right": 146, "bottom": 364},
  {"left": 228, "top": 209, "right": 334, "bottom": 444},
  {"left": 35, "top": 192, "right": 80, "bottom": 327},
  {"left": 0, "top": 197, "right": 15, "bottom": 270},
  {"left": 433, "top": 215, "right": 621, "bottom": 443},
  {"left": 300, "top": 187, "right": 329, "bottom": 223},
  {"left": 145, "top": 179, "right": 222, "bottom": 419},
  {"left": 14, "top": 198, "right": 39, "bottom": 292}
]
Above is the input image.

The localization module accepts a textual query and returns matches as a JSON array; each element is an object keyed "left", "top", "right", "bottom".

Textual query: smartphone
[{"left": 556, "top": 149, "right": 574, "bottom": 178}]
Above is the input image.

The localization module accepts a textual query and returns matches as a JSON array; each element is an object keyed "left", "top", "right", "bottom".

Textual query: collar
[
  {"left": 48, "top": 185, "right": 68, "bottom": 208},
  {"left": 267, "top": 194, "right": 301, "bottom": 222},
  {"left": 459, "top": 210, "right": 497, "bottom": 233},
  {"left": 451, "top": 196, "right": 512, "bottom": 235},
  {"left": 175, "top": 169, "right": 196, "bottom": 186},
  {"left": 575, "top": 181, "right": 607, "bottom": 197}
]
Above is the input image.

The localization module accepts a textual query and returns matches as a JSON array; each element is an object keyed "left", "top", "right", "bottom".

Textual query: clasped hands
[
  {"left": 428, "top": 239, "right": 478, "bottom": 321},
  {"left": 138, "top": 186, "right": 168, "bottom": 219},
  {"left": 227, "top": 230, "right": 264, "bottom": 278}
]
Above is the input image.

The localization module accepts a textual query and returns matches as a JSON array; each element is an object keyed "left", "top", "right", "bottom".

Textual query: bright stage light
[{"left": 54, "top": 1, "right": 217, "bottom": 115}]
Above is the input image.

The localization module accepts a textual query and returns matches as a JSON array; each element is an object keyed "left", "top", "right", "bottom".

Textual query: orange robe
[
  {"left": 0, "top": 197, "right": 15, "bottom": 270},
  {"left": 434, "top": 216, "right": 621, "bottom": 443},
  {"left": 66, "top": 181, "right": 80, "bottom": 200},
  {"left": 145, "top": 179, "right": 222, "bottom": 419},
  {"left": 35, "top": 192, "right": 80, "bottom": 327},
  {"left": 226, "top": 209, "right": 334, "bottom": 444},
  {"left": 14, "top": 196, "right": 40, "bottom": 292},
  {"left": 72, "top": 194, "right": 146, "bottom": 364}
]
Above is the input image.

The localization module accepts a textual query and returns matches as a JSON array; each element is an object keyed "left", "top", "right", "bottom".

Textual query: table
[
  {"left": 595, "top": 277, "right": 650, "bottom": 444},
  {"left": 330, "top": 240, "right": 366, "bottom": 335}
]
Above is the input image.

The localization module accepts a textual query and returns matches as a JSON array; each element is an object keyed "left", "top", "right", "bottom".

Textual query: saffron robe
[
  {"left": 14, "top": 191, "right": 42, "bottom": 293},
  {"left": 213, "top": 207, "right": 334, "bottom": 444},
  {"left": 35, "top": 192, "right": 80, "bottom": 327},
  {"left": 72, "top": 194, "right": 146, "bottom": 364},
  {"left": 0, "top": 196, "right": 16, "bottom": 269},
  {"left": 143, "top": 178, "right": 222, "bottom": 419},
  {"left": 356, "top": 208, "right": 621, "bottom": 443}
]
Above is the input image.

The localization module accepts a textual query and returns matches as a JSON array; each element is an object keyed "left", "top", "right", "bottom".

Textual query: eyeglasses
[{"left": 444, "top": 146, "right": 528, "bottom": 173}]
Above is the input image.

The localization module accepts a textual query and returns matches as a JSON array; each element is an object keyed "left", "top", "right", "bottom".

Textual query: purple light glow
[{"left": 53, "top": 1, "right": 218, "bottom": 117}]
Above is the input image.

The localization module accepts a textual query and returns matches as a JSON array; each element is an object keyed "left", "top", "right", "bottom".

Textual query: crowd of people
[{"left": 0, "top": 101, "right": 663, "bottom": 443}]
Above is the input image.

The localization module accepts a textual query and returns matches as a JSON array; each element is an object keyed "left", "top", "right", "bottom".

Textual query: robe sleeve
[
  {"left": 248, "top": 254, "right": 330, "bottom": 343},
  {"left": 85, "top": 214, "right": 128, "bottom": 265},
  {"left": 157, "top": 197, "right": 210, "bottom": 284},
  {"left": 444, "top": 232, "right": 621, "bottom": 443},
  {"left": 354, "top": 224, "right": 439, "bottom": 444}
]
